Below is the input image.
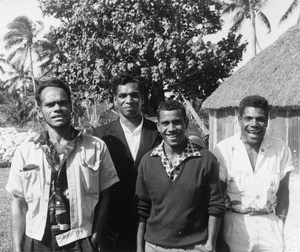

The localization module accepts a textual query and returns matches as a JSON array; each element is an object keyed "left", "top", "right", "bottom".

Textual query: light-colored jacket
[{"left": 6, "top": 133, "right": 119, "bottom": 247}]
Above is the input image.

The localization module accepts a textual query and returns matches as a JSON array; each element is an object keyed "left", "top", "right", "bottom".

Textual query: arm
[
  {"left": 135, "top": 157, "right": 151, "bottom": 252},
  {"left": 202, "top": 151, "right": 226, "bottom": 252},
  {"left": 199, "top": 215, "right": 221, "bottom": 252},
  {"left": 137, "top": 221, "right": 146, "bottom": 252},
  {"left": 11, "top": 194, "right": 27, "bottom": 252},
  {"left": 275, "top": 171, "right": 291, "bottom": 224},
  {"left": 91, "top": 189, "right": 110, "bottom": 249}
]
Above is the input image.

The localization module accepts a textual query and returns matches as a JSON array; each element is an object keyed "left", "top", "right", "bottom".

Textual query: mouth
[
  {"left": 247, "top": 130, "right": 260, "bottom": 138},
  {"left": 165, "top": 133, "right": 180, "bottom": 139},
  {"left": 52, "top": 115, "right": 65, "bottom": 119},
  {"left": 124, "top": 106, "right": 136, "bottom": 110}
]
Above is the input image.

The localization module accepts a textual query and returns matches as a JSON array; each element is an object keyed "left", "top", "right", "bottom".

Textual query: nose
[
  {"left": 250, "top": 119, "right": 259, "bottom": 126},
  {"left": 168, "top": 123, "right": 176, "bottom": 131},
  {"left": 53, "top": 102, "right": 62, "bottom": 111},
  {"left": 125, "top": 95, "right": 134, "bottom": 103}
]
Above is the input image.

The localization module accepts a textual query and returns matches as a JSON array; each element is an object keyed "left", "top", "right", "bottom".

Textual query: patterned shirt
[
  {"left": 151, "top": 139, "right": 201, "bottom": 181},
  {"left": 33, "top": 128, "right": 80, "bottom": 235}
]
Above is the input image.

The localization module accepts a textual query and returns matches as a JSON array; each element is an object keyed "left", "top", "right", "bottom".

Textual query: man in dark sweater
[{"left": 136, "top": 100, "right": 225, "bottom": 252}]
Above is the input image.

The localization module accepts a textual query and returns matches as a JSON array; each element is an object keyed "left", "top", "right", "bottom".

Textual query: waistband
[{"left": 228, "top": 208, "right": 272, "bottom": 216}]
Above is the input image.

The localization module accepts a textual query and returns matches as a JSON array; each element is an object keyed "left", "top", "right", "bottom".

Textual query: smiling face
[
  {"left": 239, "top": 106, "right": 268, "bottom": 148},
  {"left": 37, "top": 86, "right": 72, "bottom": 129},
  {"left": 157, "top": 109, "right": 188, "bottom": 152},
  {"left": 114, "top": 82, "right": 143, "bottom": 119}
]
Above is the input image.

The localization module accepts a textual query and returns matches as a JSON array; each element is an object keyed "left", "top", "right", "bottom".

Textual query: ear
[
  {"left": 156, "top": 120, "right": 161, "bottom": 133},
  {"left": 238, "top": 115, "right": 242, "bottom": 126},
  {"left": 113, "top": 96, "right": 117, "bottom": 107},
  {"left": 36, "top": 105, "right": 43, "bottom": 120},
  {"left": 185, "top": 117, "right": 189, "bottom": 128},
  {"left": 141, "top": 94, "right": 145, "bottom": 105}
]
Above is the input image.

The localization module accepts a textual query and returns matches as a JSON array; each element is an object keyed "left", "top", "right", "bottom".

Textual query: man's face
[
  {"left": 114, "top": 82, "right": 143, "bottom": 118},
  {"left": 239, "top": 106, "right": 268, "bottom": 147},
  {"left": 157, "top": 109, "right": 188, "bottom": 150},
  {"left": 37, "top": 86, "right": 72, "bottom": 128}
]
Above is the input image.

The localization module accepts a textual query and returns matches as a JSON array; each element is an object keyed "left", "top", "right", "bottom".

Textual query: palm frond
[
  {"left": 230, "top": 11, "right": 245, "bottom": 33},
  {"left": 257, "top": 11, "right": 271, "bottom": 33},
  {"left": 222, "top": 3, "right": 238, "bottom": 15},
  {"left": 7, "top": 47, "right": 26, "bottom": 63},
  {"left": 279, "top": 0, "right": 299, "bottom": 24}
]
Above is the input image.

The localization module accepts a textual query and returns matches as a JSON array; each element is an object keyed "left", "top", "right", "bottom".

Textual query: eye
[
  {"left": 160, "top": 122, "right": 169, "bottom": 126},
  {"left": 243, "top": 117, "right": 251, "bottom": 122},
  {"left": 45, "top": 102, "right": 56, "bottom": 108},
  {"left": 118, "top": 94, "right": 127, "bottom": 99},
  {"left": 130, "top": 93, "right": 140, "bottom": 99},
  {"left": 257, "top": 117, "right": 267, "bottom": 122}
]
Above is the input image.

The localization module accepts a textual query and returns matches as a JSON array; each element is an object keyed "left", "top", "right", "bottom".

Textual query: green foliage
[{"left": 39, "top": 0, "right": 246, "bottom": 115}]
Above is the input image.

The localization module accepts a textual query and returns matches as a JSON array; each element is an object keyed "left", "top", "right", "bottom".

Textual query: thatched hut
[{"left": 202, "top": 25, "right": 300, "bottom": 171}]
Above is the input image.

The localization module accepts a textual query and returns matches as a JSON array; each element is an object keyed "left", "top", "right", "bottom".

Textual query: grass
[{"left": 0, "top": 168, "right": 12, "bottom": 252}]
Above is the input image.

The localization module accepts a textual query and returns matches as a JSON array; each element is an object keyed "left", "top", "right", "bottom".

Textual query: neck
[
  {"left": 46, "top": 124, "right": 72, "bottom": 144},
  {"left": 242, "top": 140, "right": 261, "bottom": 153},
  {"left": 164, "top": 139, "right": 187, "bottom": 157},
  {"left": 119, "top": 114, "right": 143, "bottom": 132}
]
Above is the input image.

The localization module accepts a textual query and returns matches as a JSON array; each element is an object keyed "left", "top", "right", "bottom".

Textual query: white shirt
[
  {"left": 120, "top": 117, "right": 143, "bottom": 160},
  {"left": 213, "top": 133, "right": 294, "bottom": 212}
]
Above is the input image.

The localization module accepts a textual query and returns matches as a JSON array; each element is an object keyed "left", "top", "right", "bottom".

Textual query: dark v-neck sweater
[{"left": 136, "top": 147, "right": 225, "bottom": 248}]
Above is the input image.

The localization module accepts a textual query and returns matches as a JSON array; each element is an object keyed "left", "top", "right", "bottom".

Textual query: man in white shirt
[
  {"left": 213, "top": 95, "right": 294, "bottom": 252},
  {"left": 6, "top": 79, "right": 119, "bottom": 251},
  {"left": 92, "top": 73, "right": 161, "bottom": 252}
]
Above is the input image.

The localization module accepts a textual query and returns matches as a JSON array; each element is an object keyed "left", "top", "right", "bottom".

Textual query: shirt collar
[
  {"left": 120, "top": 116, "right": 144, "bottom": 134},
  {"left": 151, "top": 138, "right": 201, "bottom": 159},
  {"left": 235, "top": 132, "right": 272, "bottom": 151},
  {"left": 30, "top": 127, "right": 81, "bottom": 148}
]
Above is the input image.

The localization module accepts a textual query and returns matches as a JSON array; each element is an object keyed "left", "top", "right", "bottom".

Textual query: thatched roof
[{"left": 202, "top": 25, "right": 300, "bottom": 109}]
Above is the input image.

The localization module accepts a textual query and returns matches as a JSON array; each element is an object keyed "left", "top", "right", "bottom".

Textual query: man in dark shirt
[
  {"left": 93, "top": 73, "right": 161, "bottom": 252},
  {"left": 136, "top": 100, "right": 225, "bottom": 252}
]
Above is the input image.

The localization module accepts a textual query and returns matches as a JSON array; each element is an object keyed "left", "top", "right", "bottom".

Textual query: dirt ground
[{"left": 0, "top": 169, "right": 299, "bottom": 252}]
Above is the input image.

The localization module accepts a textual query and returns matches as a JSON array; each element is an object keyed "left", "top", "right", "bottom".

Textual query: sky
[
  {"left": 0, "top": 0, "right": 299, "bottom": 68},
  {"left": 0, "top": 0, "right": 60, "bottom": 55}
]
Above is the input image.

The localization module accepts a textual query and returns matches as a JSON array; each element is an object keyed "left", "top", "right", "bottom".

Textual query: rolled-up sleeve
[
  {"left": 99, "top": 142, "right": 119, "bottom": 192},
  {"left": 280, "top": 145, "right": 294, "bottom": 180},
  {"left": 5, "top": 145, "right": 25, "bottom": 198}
]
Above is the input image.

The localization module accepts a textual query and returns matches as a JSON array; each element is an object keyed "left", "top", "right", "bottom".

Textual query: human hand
[
  {"left": 196, "top": 240, "right": 215, "bottom": 252},
  {"left": 91, "top": 233, "right": 101, "bottom": 252},
  {"left": 105, "top": 226, "right": 119, "bottom": 244}
]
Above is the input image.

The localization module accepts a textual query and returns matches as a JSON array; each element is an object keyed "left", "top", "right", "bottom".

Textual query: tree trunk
[
  {"left": 249, "top": 0, "right": 257, "bottom": 56},
  {"left": 29, "top": 48, "right": 36, "bottom": 92}
]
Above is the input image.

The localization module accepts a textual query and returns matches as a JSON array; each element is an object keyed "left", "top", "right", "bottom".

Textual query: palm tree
[
  {"left": 222, "top": 0, "right": 271, "bottom": 56},
  {"left": 35, "top": 33, "right": 69, "bottom": 77},
  {"left": 2, "top": 61, "right": 34, "bottom": 125},
  {"left": 3, "top": 16, "right": 44, "bottom": 92},
  {"left": 0, "top": 54, "right": 6, "bottom": 75},
  {"left": 279, "top": 0, "right": 300, "bottom": 25},
  {"left": 4, "top": 62, "right": 32, "bottom": 101}
]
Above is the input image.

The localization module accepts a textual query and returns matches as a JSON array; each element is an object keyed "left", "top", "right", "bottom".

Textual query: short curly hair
[
  {"left": 157, "top": 99, "right": 187, "bottom": 122},
  {"left": 111, "top": 72, "right": 144, "bottom": 96},
  {"left": 239, "top": 95, "right": 269, "bottom": 118},
  {"left": 35, "top": 79, "right": 71, "bottom": 106}
]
